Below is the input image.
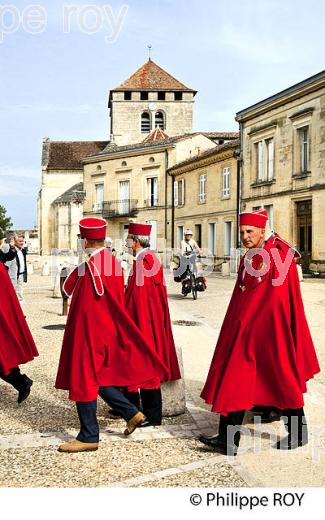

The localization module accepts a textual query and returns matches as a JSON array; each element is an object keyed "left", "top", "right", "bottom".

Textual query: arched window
[
  {"left": 141, "top": 112, "right": 151, "bottom": 133},
  {"left": 155, "top": 111, "right": 165, "bottom": 130},
  {"left": 121, "top": 160, "right": 127, "bottom": 167}
]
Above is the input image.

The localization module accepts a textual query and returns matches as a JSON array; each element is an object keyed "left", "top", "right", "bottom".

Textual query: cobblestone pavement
[{"left": 0, "top": 272, "right": 324, "bottom": 487}]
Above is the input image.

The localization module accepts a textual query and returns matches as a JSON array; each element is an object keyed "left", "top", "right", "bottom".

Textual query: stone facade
[
  {"left": 167, "top": 141, "right": 239, "bottom": 268},
  {"left": 38, "top": 139, "right": 107, "bottom": 255},
  {"left": 108, "top": 59, "right": 196, "bottom": 146},
  {"left": 83, "top": 134, "right": 216, "bottom": 251},
  {"left": 110, "top": 91, "right": 195, "bottom": 146},
  {"left": 236, "top": 70, "right": 325, "bottom": 273}
]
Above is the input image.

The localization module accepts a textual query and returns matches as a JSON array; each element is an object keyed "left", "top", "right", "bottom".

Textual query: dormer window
[
  {"left": 155, "top": 111, "right": 165, "bottom": 130},
  {"left": 141, "top": 112, "right": 151, "bottom": 133},
  {"left": 140, "top": 92, "right": 149, "bottom": 100}
]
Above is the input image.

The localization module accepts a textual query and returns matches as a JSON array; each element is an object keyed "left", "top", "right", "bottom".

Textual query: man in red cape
[
  {"left": 199, "top": 210, "right": 320, "bottom": 455},
  {"left": 55, "top": 218, "right": 168, "bottom": 453},
  {"left": 0, "top": 261, "right": 38, "bottom": 403},
  {"left": 124, "top": 223, "right": 181, "bottom": 426}
]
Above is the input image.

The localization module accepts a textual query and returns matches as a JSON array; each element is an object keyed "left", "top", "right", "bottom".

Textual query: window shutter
[
  {"left": 181, "top": 178, "right": 185, "bottom": 205},
  {"left": 174, "top": 180, "right": 178, "bottom": 206}
]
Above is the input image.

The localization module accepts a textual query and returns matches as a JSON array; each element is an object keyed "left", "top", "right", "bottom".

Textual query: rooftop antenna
[{"left": 147, "top": 44, "right": 152, "bottom": 61}]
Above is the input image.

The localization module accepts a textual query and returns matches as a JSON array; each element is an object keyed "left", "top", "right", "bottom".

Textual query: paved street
[{"left": 0, "top": 271, "right": 325, "bottom": 487}]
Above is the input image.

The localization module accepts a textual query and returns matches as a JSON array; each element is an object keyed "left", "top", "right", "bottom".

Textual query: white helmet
[{"left": 184, "top": 229, "right": 193, "bottom": 236}]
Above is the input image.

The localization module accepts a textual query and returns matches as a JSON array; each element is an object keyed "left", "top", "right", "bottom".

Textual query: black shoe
[
  {"left": 198, "top": 434, "right": 238, "bottom": 456},
  {"left": 18, "top": 377, "right": 33, "bottom": 404},
  {"left": 139, "top": 419, "right": 161, "bottom": 428},
  {"left": 276, "top": 434, "right": 308, "bottom": 450}
]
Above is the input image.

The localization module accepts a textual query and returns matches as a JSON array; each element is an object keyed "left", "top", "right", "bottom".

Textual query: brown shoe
[
  {"left": 58, "top": 440, "right": 99, "bottom": 453},
  {"left": 124, "top": 412, "right": 145, "bottom": 436}
]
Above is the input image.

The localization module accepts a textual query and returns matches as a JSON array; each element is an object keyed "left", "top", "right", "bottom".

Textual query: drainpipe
[
  {"left": 236, "top": 122, "right": 243, "bottom": 248},
  {"left": 171, "top": 171, "right": 175, "bottom": 249},
  {"left": 164, "top": 149, "right": 168, "bottom": 243}
]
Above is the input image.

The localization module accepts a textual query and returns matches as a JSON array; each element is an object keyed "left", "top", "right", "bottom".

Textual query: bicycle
[{"left": 181, "top": 252, "right": 198, "bottom": 300}]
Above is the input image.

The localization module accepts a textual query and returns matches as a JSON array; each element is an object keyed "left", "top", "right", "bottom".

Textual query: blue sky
[{"left": 0, "top": 0, "right": 324, "bottom": 228}]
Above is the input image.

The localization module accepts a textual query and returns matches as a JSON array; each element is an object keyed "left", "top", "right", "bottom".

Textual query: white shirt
[{"left": 16, "top": 247, "right": 25, "bottom": 275}]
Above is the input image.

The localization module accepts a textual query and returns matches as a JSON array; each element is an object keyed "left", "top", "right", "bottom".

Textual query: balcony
[{"left": 102, "top": 199, "right": 139, "bottom": 218}]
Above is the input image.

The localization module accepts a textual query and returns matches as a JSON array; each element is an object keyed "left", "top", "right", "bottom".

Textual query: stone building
[
  {"left": 38, "top": 139, "right": 108, "bottom": 254},
  {"left": 108, "top": 59, "right": 197, "bottom": 146},
  {"left": 236, "top": 70, "right": 325, "bottom": 273},
  {"left": 83, "top": 129, "right": 218, "bottom": 250},
  {"left": 167, "top": 139, "right": 239, "bottom": 267}
]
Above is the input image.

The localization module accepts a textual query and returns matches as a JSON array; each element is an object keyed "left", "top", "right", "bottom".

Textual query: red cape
[
  {"left": 201, "top": 234, "right": 320, "bottom": 414},
  {"left": 125, "top": 250, "right": 181, "bottom": 389},
  {"left": 0, "top": 263, "right": 38, "bottom": 375},
  {"left": 55, "top": 248, "right": 169, "bottom": 402}
]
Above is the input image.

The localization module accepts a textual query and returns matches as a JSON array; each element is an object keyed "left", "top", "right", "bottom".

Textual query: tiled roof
[
  {"left": 203, "top": 131, "right": 239, "bottom": 140},
  {"left": 52, "top": 183, "right": 84, "bottom": 205},
  {"left": 85, "top": 132, "right": 207, "bottom": 160},
  {"left": 112, "top": 60, "right": 196, "bottom": 92},
  {"left": 167, "top": 139, "right": 240, "bottom": 172},
  {"left": 43, "top": 140, "right": 109, "bottom": 170},
  {"left": 142, "top": 127, "right": 169, "bottom": 143}
]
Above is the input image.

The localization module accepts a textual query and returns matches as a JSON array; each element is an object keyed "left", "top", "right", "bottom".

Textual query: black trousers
[
  {"left": 76, "top": 386, "right": 139, "bottom": 443},
  {"left": 125, "top": 388, "right": 162, "bottom": 425},
  {"left": 220, "top": 408, "right": 307, "bottom": 447},
  {"left": 0, "top": 367, "right": 28, "bottom": 391}
]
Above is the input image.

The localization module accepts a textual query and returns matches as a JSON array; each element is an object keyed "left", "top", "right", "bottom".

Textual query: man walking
[
  {"left": 0, "top": 260, "right": 38, "bottom": 403},
  {"left": 6, "top": 234, "right": 28, "bottom": 306},
  {"left": 125, "top": 223, "right": 181, "bottom": 426},
  {"left": 55, "top": 218, "right": 168, "bottom": 453},
  {"left": 199, "top": 210, "right": 320, "bottom": 455}
]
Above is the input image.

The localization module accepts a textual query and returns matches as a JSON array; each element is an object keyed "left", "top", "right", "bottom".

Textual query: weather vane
[{"left": 147, "top": 44, "right": 152, "bottom": 61}]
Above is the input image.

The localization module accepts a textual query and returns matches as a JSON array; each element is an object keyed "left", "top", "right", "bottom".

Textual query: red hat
[
  {"left": 79, "top": 217, "right": 107, "bottom": 239},
  {"left": 128, "top": 223, "right": 152, "bottom": 236},
  {"left": 239, "top": 210, "right": 268, "bottom": 229}
]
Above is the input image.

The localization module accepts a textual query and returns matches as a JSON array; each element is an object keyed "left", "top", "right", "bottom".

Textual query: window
[
  {"left": 195, "top": 224, "right": 202, "bottom": 247},
  {"left": 174, "top": 179, "right": 185, "bottom": 207},
  {"left": 158, "top": 91, "right": 166, "bottom": 101},
  {"left": 174, "top": 92, "right": 183, "bottom": 101},
  {"left": 255, "top": 138, "right": 274, "bottom": 181},
  {"left": 146, "top": 220, "right": 157, "bottom": 250},
  {"left": 94, "top": 183, "right": 104, "bottom": 211},
  {"left": 224, "top": 221, "right": 232, "bottom": 256},
  {"left": 141, "top": 112, "right": 151, "bottom": 133},
  {"left": 140, "top": 92, "right": 149, "bottom": 100},
  {"left": 223, "top": 167, "right": 230, "bottom": 197},
  {"left": 177, "top": 226, "right": 184, "bottom": 248},
  {"left": 299, "top": 126, "right": 309, "bottom": 172},
  {"left": 264, "top": 204, "right": 274, "bottom": 230},
  {"left": 199, "top": 174, "right": 206, "bottom": 203},
  {"left": 208, "top": 223, "right": 216, "bottom": 255},
  {"left": 147, "top": 177, "right": 158, "bottom": 207},
  {"left": 121, "top": 160, "right": 127, "bottom": 167},
  {"left": 155, "top": 111, "right": 165, "bottom": 130},
  {"left": 124, "top": 92, "right": 132, "bottom": 100},
  {"left": 149, "top": 156, "right": 155, "bottom": 163}
]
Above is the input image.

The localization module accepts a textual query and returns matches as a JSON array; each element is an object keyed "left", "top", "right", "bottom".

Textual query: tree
[{"left": 0, "top": 205, "right": 13, "bottom": 234}]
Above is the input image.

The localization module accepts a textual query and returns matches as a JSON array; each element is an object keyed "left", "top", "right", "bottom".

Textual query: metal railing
[{"left": 102, "top": 199, "right": 138, "bottom": 217}]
